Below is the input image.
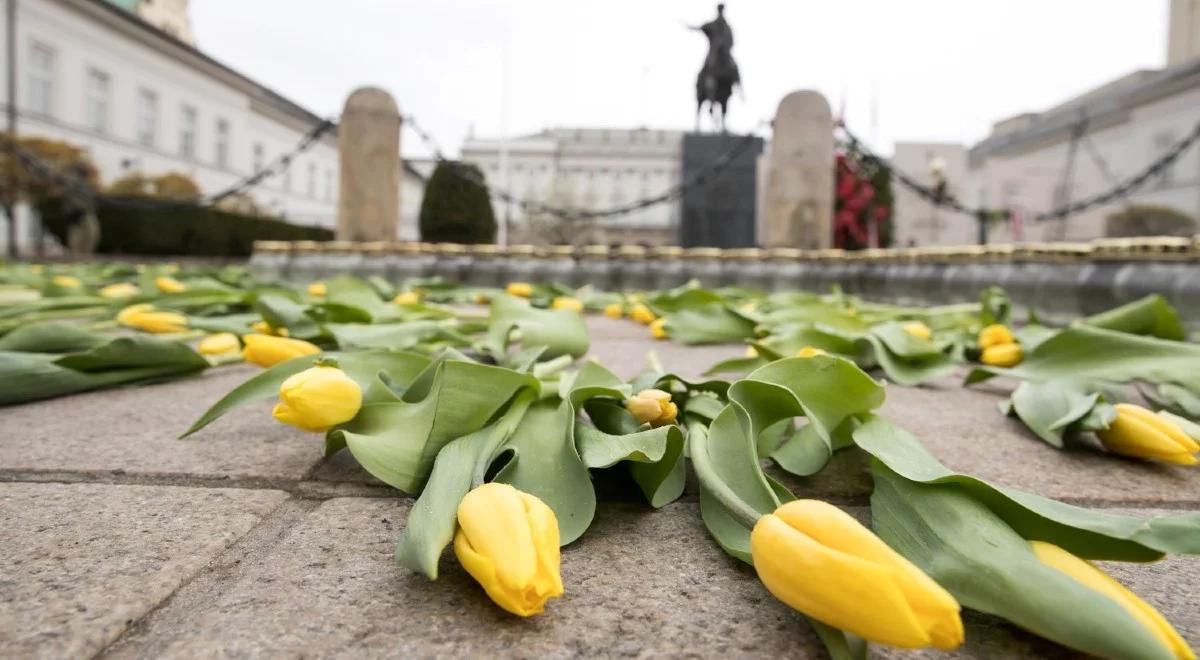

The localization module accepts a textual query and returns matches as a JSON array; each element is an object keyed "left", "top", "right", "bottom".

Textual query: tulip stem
[
  {"left": 532, "top": 355, "right": 572, "bottom": 378},
  {"left": 472, "top": 388, "right": 538, "bottom": 488},
  {"left": 688, "top": 420, "right": 763, "bottom": 530}
]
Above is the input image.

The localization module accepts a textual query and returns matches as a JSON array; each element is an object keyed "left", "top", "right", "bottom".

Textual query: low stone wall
[{"left": 250, "top": 237, "right": 1200, "bottom": 329}]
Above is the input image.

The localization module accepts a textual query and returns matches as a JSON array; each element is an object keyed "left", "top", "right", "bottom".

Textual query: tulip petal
[{"left": 1100, "top": 414, "right": 1199, "bottom": 465}]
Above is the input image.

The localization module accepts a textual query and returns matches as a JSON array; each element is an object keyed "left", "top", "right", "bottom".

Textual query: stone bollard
[
  {"left": 762, "top": 91, "right": 835, "bottom": 249},
  {"left": 338, "top": 87, "right": 401, "bottom": 242},
  {"left": 648, "top": 246, "right": 687, "bottom": 290}
]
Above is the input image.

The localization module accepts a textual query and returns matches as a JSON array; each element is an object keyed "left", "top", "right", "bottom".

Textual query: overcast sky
[{"left": 191, "top": 1, "right": 1169, "bottom": 157}]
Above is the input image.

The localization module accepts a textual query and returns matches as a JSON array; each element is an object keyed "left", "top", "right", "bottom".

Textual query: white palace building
[{"left": 0, "top": 0, "right": 341, "bottom": 253}]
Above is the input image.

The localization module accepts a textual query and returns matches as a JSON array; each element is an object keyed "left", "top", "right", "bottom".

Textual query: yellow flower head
[
  {"left": 751, "top": 500, "right": 963, "bottom": 650},
  {"left": 307, "top": 282, "right": 327, "bottom": 298},
  {"left": 603, "top": 303, "right": 623, "bottom": 319},
  {"left": 981, "top": 343, "right": 1022, "bottom": 367},
  {"left": 116, "top": 303, "right": 187, "bottom": 334},
  {"left": 739, "top": 300, "right": 759, "bottom": 314},
  {"left": 796, "top": 346, "right": 827, "bottom": 358},
  {"left": 251, "top": 320, "right": 290, "bottom": 337},
  {"left": 1096, "top": 404, "right": 1199, "bottom": 465},
  {"left": 52, "top": 275, "right": 82, "bottom": 289},
  {"left": 271, "top": 364, "right": 362, "bottom": 432},
  {"left": 628, "top": 303, "right": 657, "bottom": 325},
  {"left": 506, "top": 282, "right": 533, "bottom": 298},
  {"left": 1030, "top": 541, "right": 1194, "bottom": 659},
  {"left": 745, "top": 345, "right": 759, "bottom": 358},
  {"left": 454, "top": 482, "right": 564, "bottom": 617},
  {"left": 551, "top": 296, "right": 583, "bottom": 313},
  {"left": 650, "top": 318, "right": 668, "bottom": 340},
  {"left": 902, "top": 321, "right": 933, "bottom": 341},
  {"left": 625, "top": 388, "right": 678, "bottom": 427},
  {"left": 393, "top": 291, "right": 421, "bottom": 305},
  {"left": 978, "top": 324, "right": 1016, "bottom": 349},
  {"left": 155, "top": 276, "right": 186, "bottom": 294},
  {"left": 474, "top": 293, "right": 491, "bottom": 305},
  {"left": 197, "top": 332, "right": 240, "bottom": 357},
  {"left": 116, "top": 303, "right": 154, "bottom": 325},
  {"left": 100, "top": 282, "right": 140, "bottom": 299},
  {"left": 241, "top": 333, "right": 320, "bottom": 368}
]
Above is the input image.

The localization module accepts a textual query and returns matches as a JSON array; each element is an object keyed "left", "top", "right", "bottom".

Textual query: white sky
[{"left": 191, "top": 1, "right": 1170, "bottom": 157}]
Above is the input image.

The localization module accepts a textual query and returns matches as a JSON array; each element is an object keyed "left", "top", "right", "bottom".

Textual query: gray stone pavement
[{"left": 0, "top": 314, "right": 1195, "bottom": 658}]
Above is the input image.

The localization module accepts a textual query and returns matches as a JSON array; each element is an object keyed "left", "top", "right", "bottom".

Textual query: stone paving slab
[
  {"left": 0, "top": 482, "right": 287, "bottom": 658},
  {"left": 0, "top": 365, "right": 325, "bottom": 482}
]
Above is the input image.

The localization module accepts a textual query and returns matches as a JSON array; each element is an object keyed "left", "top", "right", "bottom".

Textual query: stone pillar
[
  {"left": 762, "top": 91, "right": 834, "bottom": 249},
  {"left": 338, "top": 87, "right": 401, "bottom": 241}
]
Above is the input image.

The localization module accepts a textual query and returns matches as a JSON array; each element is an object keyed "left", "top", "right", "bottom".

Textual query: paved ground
[{"left": 1, "top": 315, "right": 1196, "bottom": 658}]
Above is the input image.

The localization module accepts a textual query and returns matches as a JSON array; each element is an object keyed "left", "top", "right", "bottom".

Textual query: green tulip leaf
[
  {"left": 1080, "top": 294, "right": 1185, "bottom": 340},
  {"left": 1006, "top": 380, "right": 1105, "bottom": 448},
  {"left": 862, "top": 332, "right": 955, "bottom": 387},
  {"left": 0, "top": 348, "right": 203, "bottom": 406},
  {"left": 484, "top": 295, "right": 590, "bottom": 359},
  {"left": 55, "top": 335, "right": 209, "bottom": 372},
  {"left": 324, "top": 321, "right": 471, "bottom": 351},
  {"left": 255, "top": 294, "right": 323, "bottom": 339},
  {"left": 0, "top": 321, "right": 109, "bottom": 353}
]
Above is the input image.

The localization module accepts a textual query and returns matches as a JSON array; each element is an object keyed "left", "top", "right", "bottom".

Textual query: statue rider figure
[{"left": 689, "top": 4, "right": 741, "bottom": 132}]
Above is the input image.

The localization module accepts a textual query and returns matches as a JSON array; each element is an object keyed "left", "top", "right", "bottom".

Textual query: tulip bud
[
  {"left": 100, "top": 282, "right": 139, "bottom": 299},
  {"left": 197, "top": 332, "right": 240, "bottom": 356},
  {"left": 1030, "top": 541, "right": 1193, "bottom": 659},
  {"left": 155, "top": 276, "right": 186, "bottom": 294},
  {"left": 250, "top": 320, "right": 290, "bottom": 337},
  {"left": 603, "top": 303, "right": 623, "bottom": 319},
  {"left": 453, "top": 482, "right": 564, "bottom": 617},
  {"left": 241, "top": 333, "right": 320, "bottom": 368},
  {"left": 650, "top": 318, "right": 668, "bottom": 339},
  {"left": 902, "top": 321, "right": 933, "bottom": 341},
  {"left": 307, "top": 282, "right": 327, "bottom": 297},
  {"left": 551, "top": 296, "right": 583, "bottom": 312},
  {"left": 52, "top": 275, "right": 82, "bottom": 289},
  {"left": 272, "top": 363, "right": 362, "bottom": 432},
  {"left": 625, "top": 388, "right": 678, "bottom": 427},
  {"left": 745, "top": 345, "right": 758, "bottom": 358},
  {"left": 751, "top": 500, "right": 963, "bottom": 650},
  {"left": 506, "top": 282, "right": 533, "bottom": 298},
  {"left": 796, "top": 346, "right": 827, "bottom": 358},
  {"left": 393, "top": 291, "right": 421, "bottom": 305},
  {"left": 116, "top": 303, "right": 187, "bottom": 334},
  {"left": 628, "top": 303, "right": 657, "bottom": 325},
  {"left": 1096, "top": 404, "right": 1199, "bottom": 465},
  {"left": 981, "top": 343, "right": 1022, "bottom": 367},
  {"left": 978, "top": 323, "right": 1015, "bottom": 349}
]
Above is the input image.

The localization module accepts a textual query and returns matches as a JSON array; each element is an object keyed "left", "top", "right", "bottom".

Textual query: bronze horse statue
[{"left": 690, "top": 4, "right": 741, "bottom": 133}]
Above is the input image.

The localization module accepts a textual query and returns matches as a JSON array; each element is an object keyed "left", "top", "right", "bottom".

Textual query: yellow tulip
[
  {"left": 1030, "top": 541, "right": 1194, "bottom": 659},
  {"left": 251, "top": 320, "right": 290, "bottom": 337},
  {"left": 739, "top": 300, "right": 758, "bottom": 313},
  {"left": 751, "top": 500, "right": 963, "bottom": 650},
  {"left": 981, "top": 343, "right": 1022, "bottom": 367},
  {"left": 393, "top": 291, "right": 421, "bottom": 305},
  {"left": 796, "top": 346, "right": 827, "bottom": 358},
  {"left": 745, "top": 345, "right": 758, "bottom": 358},
  {"left": 1096, "top": 403, "right": 1199, "bottom": 465},
  {"left": 603, "top": 303, "right": 623, "bottom": 319},
  {"left": 197, "top": 332, "right": 240, "bottom": 356},
  {"left": 116, "top": 303, "right": 187, "bottom": 334},
  {"left": 628, "top": 303, "right": 657, "bottom": 325},
  {"left": 271, "top": 364, "right": 362, "bottom": 432},
  {"left": 307, "top": 282, "right": 327, "bottom": 297},
  {"left": 551, "top": 296, "right": 583, "bottom": 312},
  {"left": 454, "top": 482, "right": 564, "bottom": 617},
  {"left": 506, "top": 282, "right": 533, "bottom": 298},
  {"left": 155, "top": 276, "right": 186, "bottom": 294},
  {"left": 650, "top": 318, "right": 668, "bottom": 340},
  {"left": 116, "top": 303, "right": 154, "bottom": 325},
  {"left": 474, "top": 293, "right": 491, "bottom": 305},
  {"left": 52, "top": 275, "right": 82, "bottom": 288},
  {"left": 625, "top": 388, "right": 678, "bottom": 427},
  {"left": 241, "top": 333, "right": 320, "bottom": 368},
  {"left": 902, "top": 321, "right": 932, "bottom": 341},
  {"left": 978, "top": 323, "right": 1016, "bottom": 349},
  {"left": 100, "top": 282, "right": 140, "bottom": 299}
]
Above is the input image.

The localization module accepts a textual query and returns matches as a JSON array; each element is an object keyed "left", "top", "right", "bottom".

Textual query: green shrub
[
  {"left": 419, "top": 161, "right": 496, "bottom": 244},
  {"left": 37, "top": 196, "right": 332, "bottom": 257}
]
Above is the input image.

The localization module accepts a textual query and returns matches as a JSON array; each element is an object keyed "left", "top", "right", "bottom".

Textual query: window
[
  {"left": 252, "top": 142, "right": 264, "bottom": 172},
  {"left": 1153, "top": 132, "right": 1176, "bottom": 188},
  {"left": 135, "top": 89, "right": 157, "bottom": 147},
  {"left": 307, "top": 162, "right": 316, "bottom": 197},
  {"left": 27, "top": 43, "right": 54, "bottom": 116},
  {"left": 84, "top": 68, "right": 110, "bottom": 132},
  {"left": 283, "top": 163, "right": 292, "bottom": 192},
  {"left": 324, "top": 169, "right": 333, "bottom": 201},
  {"left": 179, "top": 104, "right": 197, "bottom": 158},
  {"left": 215, "top": 118, "right": 230, "bottom": 168}
]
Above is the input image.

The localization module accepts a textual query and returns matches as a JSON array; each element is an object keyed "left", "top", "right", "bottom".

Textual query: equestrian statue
[{"left": 688, "top": 4, "right": 742, "bottom": 132}]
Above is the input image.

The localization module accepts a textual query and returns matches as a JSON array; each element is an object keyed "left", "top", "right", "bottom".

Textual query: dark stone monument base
[{"left": 680, "top": 133, "right": 764, "bottom": 248}]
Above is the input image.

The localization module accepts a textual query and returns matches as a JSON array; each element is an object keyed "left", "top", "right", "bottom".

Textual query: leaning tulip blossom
[
  {"left": 796, "top": 346, "right": 827, "bottom": 358},
  {"left": 981, "top": 343, "right": 1022, "bottom": 367},
  {"left": 751, "top": 500, "right": 963, "bottom": 650},
  {"left": 198, "top": 332, "right": 240, "bottom": 357},
  {"left": 100, "top": 282, "right": 140, "bottom": 299},
  {"left": 250, "top": 320, "right": 290, "bottom": 337},
  {"left": 155, "top": 276, "right": 186, "bottom": 294},
  {"left": 307, "top": 281, "right": 327, "bottom": 297},
  {"left": 453, "top": 482, "right": 564, "bottom": 617},
  {"left": 272, "top": 364, "right": 362, "bottom": 432},
  {"left": 603, "top": 303, "right": 623, "bottom": 319},
  {"left": 650, "top": 318, "right": 668, "bottom": 339},
  {"left": 902, "top": 321, "right": 933, "bottom": 341},
  {"left": 117, "top": 304, "right": 187, "bottom": 334},
  {"left": 505, "top": 282, "right": 533, "bottom": 298},
  {"left": 393, "top": 291, "right": 421, "bottom": 305},
  {"left": 1096, "top": 403, "right": 1199, "bottom": 465},
  {"left": 551, "top": 296, "right": 583, "bottom": 312},
  {"left": 625, "top": 388, "right": 678, "bottom": 427},
  {"left": 1030, "top": 541, "right": 1194, "bottom": 659},
  {"left": 978, "top": 323, "right": 1016, "bottom": 349},
  {"left": 628, "top": 303, "right": 657, "bottom": 325},
  {"left": 116, "top": 303, "right": 154, "bottom": 325},
  {"left": 241, "top": 333, "right": 320, "bottom": 368},
  {"left": 51, "top": 275, "right": 82, "bottom": 288}
]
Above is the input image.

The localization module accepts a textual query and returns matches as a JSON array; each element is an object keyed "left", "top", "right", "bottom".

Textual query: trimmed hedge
[
  {"left": 419, "top": 161, "right": 496, "bottom": 244},
  {"left": 38, "top": 196, "right": 333, "bottom": 257}
]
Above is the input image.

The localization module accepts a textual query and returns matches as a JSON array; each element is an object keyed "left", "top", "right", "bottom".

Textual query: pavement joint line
[{"left": 96, "top": 496, "right": 319, "bottom": 659}]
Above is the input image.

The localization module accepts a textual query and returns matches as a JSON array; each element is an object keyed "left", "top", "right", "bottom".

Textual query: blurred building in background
[
  {"left": 890, "top": 143, "right": 971, "bottom": 246},
  {"left": 0, "top": 0, "right": 339, "bottom": 253}
]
